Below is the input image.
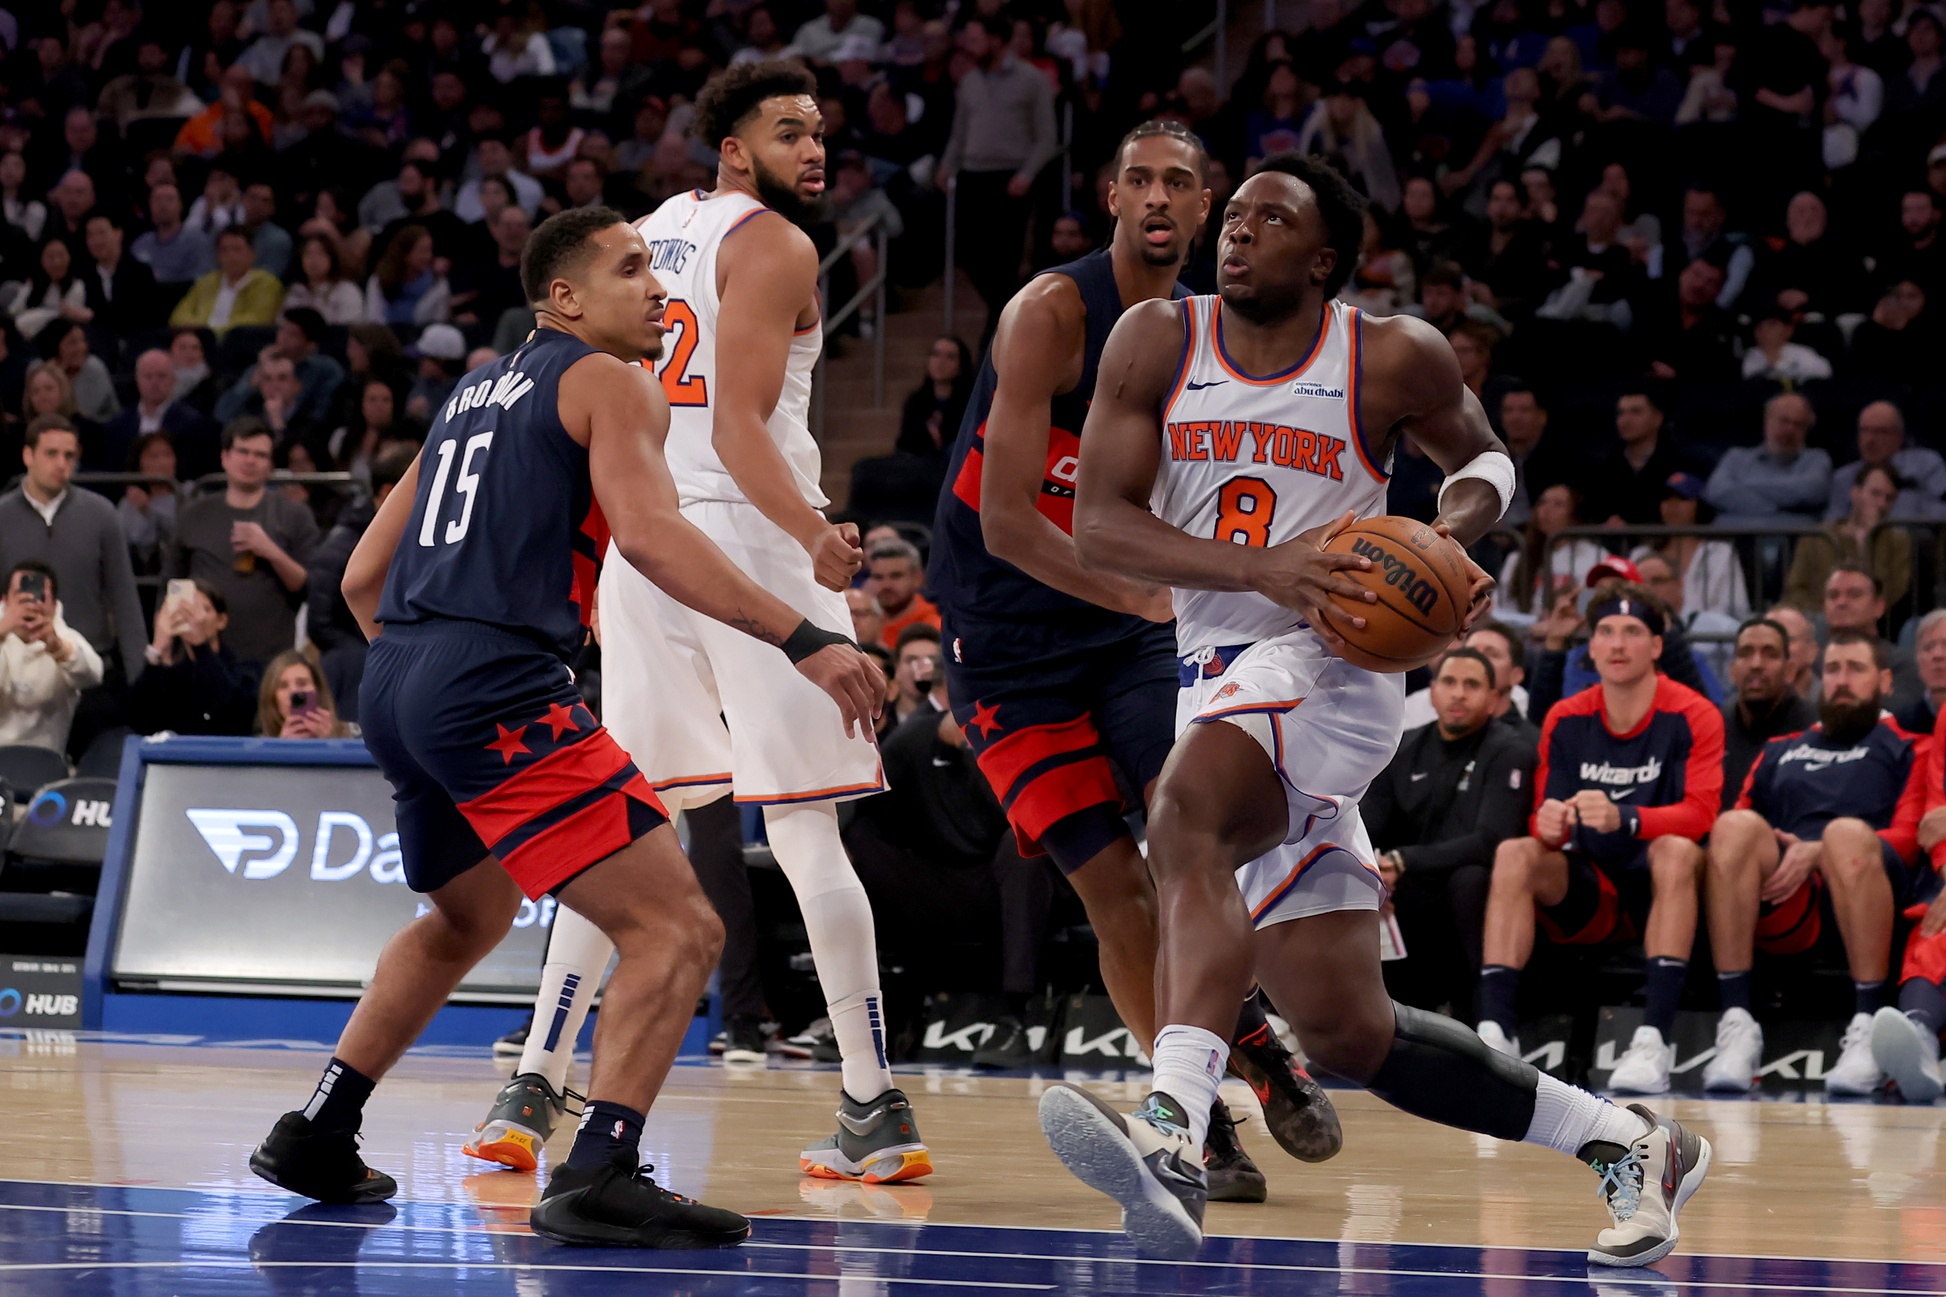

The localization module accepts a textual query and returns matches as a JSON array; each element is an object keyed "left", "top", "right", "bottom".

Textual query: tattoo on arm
[{"left": 724, "top": 612, "right": 784, "bottom": 646}]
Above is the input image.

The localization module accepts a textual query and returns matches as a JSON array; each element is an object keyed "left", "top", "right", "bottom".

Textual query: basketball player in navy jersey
[
  {"left": 248, "top": 207, "right": 882, "bottom": 1248},
  {"left": 1051, "top": 154, "right": 1711, "bottom": 1264},
  {"left": 929, "top": 120, "right": 1337, "bottom": 1201}
]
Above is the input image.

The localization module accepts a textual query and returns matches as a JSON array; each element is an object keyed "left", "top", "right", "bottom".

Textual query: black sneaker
[
  {"left": 1204, "top": 1098, "right": 1267, "bottom": 1203},
  {"left": 249, "top": 1112, "right": 398, "bottom": 1204},
  {"left": 972, "top": 1015, "right": 1035, "bottom": 1069},
  {"left": 493, "top": 1014, "right": 532, "bottom": 1059},
  {"left": 722, "top": 1015, "right": 768, "bottom": 1065},
  {"left": 1230, "top": 1019, "right": 1343, "bottom": 1163},
  {"left": 530, "top": 1149, "right": 750, "bottom": 1248}
]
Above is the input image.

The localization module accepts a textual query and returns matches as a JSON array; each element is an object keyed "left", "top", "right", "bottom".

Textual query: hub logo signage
[
  {"left": 110, "top": 763, "right": 550, "bottom": 998},
  {"left": 0, "top": 957, "right": 83, "bottom": 1028}
]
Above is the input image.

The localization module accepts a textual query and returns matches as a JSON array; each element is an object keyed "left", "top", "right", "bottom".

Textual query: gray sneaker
[
  {"left": 1584, "top": 1103, "right": 1712, "bottom": 1267},
  {"left": 1039, "top": 1086, "right": 1207, "bottom": 1260},
  {"left": 799, "top": 1087, "right": 934, "bottom": 1183},
  {"left": 462, "top": 1072, "right": 577, "bottom": 1172}
]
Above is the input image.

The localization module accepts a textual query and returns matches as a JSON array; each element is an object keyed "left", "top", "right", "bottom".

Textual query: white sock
[
  {"left": 1149, "top": 1024, "right": 1228, "bottom": 1146},
  {"left": 764, "top": 802, "right": 895, "bottom": 1102},
  {"left": 518, "top": 904, "right": 614, "bottom": 1094},
  {"left": 1524, "top": 1072, "right": 1653, "bottom": 1156}
]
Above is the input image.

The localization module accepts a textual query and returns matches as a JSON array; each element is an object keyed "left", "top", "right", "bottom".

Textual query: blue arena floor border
[{"left": 0, "top": 1179, "right": 1940, "bottom": 1297}]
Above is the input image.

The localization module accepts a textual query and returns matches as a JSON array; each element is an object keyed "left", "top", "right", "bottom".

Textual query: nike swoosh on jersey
[
  {"left": 1184, "top": 379, "right": 1227, "bottom": 391},
  {"left": 1410, "top": 772, "right": 1429, "bottom": 781},
  {"left": 1606, "top": 788, "right": 1638, "bottom": 801}
]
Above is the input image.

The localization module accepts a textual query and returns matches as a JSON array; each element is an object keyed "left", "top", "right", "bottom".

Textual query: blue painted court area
[{"left": 0, "top": 1179, "right": 1938, "bottom": 1297}]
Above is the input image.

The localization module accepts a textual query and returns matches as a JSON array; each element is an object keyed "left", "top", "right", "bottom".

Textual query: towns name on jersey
[
  {"left": 645, "top": 237, "right": 697, "bottom": 275},
  {"left": 1579, "top": 757, "right": 1664, "bottom": 787},
  {"left": 1166, "top": 420, "right": 1346, "bottom": 482},
  {"left": 443, "top": 368, "right": 535, "bottom": 423}
]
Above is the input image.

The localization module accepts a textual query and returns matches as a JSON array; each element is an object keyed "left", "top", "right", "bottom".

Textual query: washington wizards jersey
[
  {"left": 377, "top": 328, "right": 609, "bottom": 661},
  {"left": 1736, "top": 717, "right": 1927, "bottom": 861},
  {"left": 929, "top": 249, "right": 1186, "bottom": 642},
  {"left": 1533, "top": 675, "right": 1724, "bottom": 861}
]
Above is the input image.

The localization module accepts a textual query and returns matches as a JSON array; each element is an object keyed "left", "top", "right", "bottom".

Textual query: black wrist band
[{"left": 782, "top": 618, "right": 853, "bottom": 664}]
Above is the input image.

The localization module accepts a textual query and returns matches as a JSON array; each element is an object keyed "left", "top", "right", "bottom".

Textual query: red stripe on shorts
[
  {"left": 496, "top": 778, "right": 664, "bottom": 899},
  {"left": 458, "top": 728, "right": 636, "bottom": 845},
  {"left": 1001, "top": 755, "right": 1122, "bottom": 844},
  {"left": 974, "top": 714, "right": 1101, "bottom": 799}
]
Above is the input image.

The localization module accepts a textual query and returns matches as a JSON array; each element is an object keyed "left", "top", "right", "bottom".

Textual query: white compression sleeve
[
  {"left": 763, "top": 801, "right": 894, "bottom": 1101},
  {"left": 517, "top": 903, "right": 615, "bottom": 1094}
]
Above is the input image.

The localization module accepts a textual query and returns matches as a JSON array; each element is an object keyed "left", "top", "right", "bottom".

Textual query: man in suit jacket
[
  {"left": 97, "top": 349, "right": 220, "bottom": 476},
  {"left": 83, "top": 211, "right": 163, "bottom": 334},
  {"left": 169, "top": 229, "right": 284, "bottom": 335}
]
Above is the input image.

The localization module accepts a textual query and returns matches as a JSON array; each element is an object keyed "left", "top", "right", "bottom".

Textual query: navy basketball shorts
[
  {"left": 361, "top": 621, "right": 669, "bottom": 900},
  {"left": 1757, "top": 837, "right": 1914, "bottom": 957},
  {"left": 1537, "top": 846, "right": 1652, "bottom": 946},
  {"left": 943, "top": 613, "right": 1177, "bottom": 869}
]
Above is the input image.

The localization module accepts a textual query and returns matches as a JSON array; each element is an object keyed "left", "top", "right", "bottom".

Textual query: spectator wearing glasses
[
  {"left": 165, "top": 419, "right": 321, "bottom": 667},
  {"left": 0, "top": 558, "right": 103, "bottom": 752},
  {"left": 1824, "top": 401, "right": 1946, "bottom": 523}
]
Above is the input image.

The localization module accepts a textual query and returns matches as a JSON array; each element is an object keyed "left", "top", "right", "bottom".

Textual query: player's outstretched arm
[
  {"left": 341, "top": 453, "right": 421, "bottom": 641},
  {"left": 980, "top": 279, "right": 1169, "bottom": 620},
  {"left": 1073, "top": 300, "right": 1372, "bottom": 618},
  {"left": 582, "top": 355, "right": 881, "bottom": 735},
  {"left": 714, "top": 215, "right": 862, "bottom": 591}
]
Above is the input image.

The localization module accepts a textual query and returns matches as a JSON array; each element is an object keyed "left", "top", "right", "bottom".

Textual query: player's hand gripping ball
[{"left": 1320, "top": 516, "right": 1475, "bottom": 673}]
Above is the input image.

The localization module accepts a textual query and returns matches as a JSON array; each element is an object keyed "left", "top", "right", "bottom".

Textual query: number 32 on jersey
[{"left": 654, "top": 299, "right": 707, "bottom": 407}]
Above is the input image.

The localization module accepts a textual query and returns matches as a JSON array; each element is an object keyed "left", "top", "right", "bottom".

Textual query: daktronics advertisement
[{"left": 110, "top": 763, "right": 553, "bottom": 997}]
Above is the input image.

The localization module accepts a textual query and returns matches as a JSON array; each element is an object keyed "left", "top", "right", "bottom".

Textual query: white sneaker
[
  {"left": 1477, "top": 1020, "right": 1521, "bottom": 1059},
  {"left": 1039, "top": 1085, "right": 1207, "bottom": 1259},
  {"left": 1824, "top": 1012, "right": 1885, "bottom": 1095},
  {"left": 1870, "top": 1006, "right": 1944, "bottom": 1103},
  {"left": 1701, "top": 1008, "right": 1763, "bottom": 1093},
  {"left": 1586, "top": 1103, "right": 1713, "bottom": 1267},
  {"left": 1608, "top": 1026, "right": 1675, "bottom": 1094}
]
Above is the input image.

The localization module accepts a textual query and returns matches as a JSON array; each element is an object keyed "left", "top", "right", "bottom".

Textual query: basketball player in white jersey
[
  {"left": 464, "top": 62, "right": 929, "bottom": 1186},
  {"left": 1042, "top": 154, "right": 1711, "bottom": 1264}
]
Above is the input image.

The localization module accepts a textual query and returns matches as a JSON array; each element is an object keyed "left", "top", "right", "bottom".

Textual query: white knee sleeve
[
  {"left": 764, "top": 802, "right": 893, "bottom": 1099},
  {"left": 518, "top": 904, "right": 615, "bottom": 1093}
]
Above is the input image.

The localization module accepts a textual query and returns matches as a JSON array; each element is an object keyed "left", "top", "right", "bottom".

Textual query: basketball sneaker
[
  {"left": 972, "top": 1015, "right": 1035, "bottom": 1070},
  {"left": 799, "top": 1087, "right": 934, "bottom": 1183},
  {"left": 1607, "top": 1026, "right": 1674, "bottom": 1094},
  {"left": 1039, "top": 1085, "right": 1207, "bottom": 1260},
  {"left": 463, "top": 1073, "right": 578, "bottom": 1172},
  {"left": 1203, "top": 1098, "right": 1266, "bottom": 1203},
  {"left": 776, "top": 1017, "right": 835, "bottom": 1060},
  {"left": 1230, "top": 1020, "right": 1343, "bottom": 1162},
  {"left": 249, "top": 1112, "right": 398, "bottom": 1204},
  {"left": 1583, "top": 1103, "right": 1712, "bottom": 1267},
  {"left": 1701, "top": 1008, "right": 1763, "bottom": 1093},
  {"left": 1476, "top": 1020, "right": 1520, "bottom": 1059},
  {"left": 1870, "top": 1006, "right": 1943, "bottom": 1103},
  {"left": 720, "top": 1016, "right": 768, "bottom": 1066},
  {"left": 1824, "top": 1012, "right": 1885, "bottom": 1095},
  {"left": 492, "top": 1014, "right": 531, "bottom": 1059},
  {"left": 530, "top": 1149, "right": 749, "bottom": 1248}
]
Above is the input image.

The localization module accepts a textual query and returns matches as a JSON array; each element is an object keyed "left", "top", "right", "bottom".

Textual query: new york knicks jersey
[
  {"left": 635, "top": 190, "right": 825, "bottom": 508},
  {"left": 1151, "top": 297, "right": 1390, "bottom": 651},
  {"left": 377, "top": 327, "right": 608, "bottom": 661}
]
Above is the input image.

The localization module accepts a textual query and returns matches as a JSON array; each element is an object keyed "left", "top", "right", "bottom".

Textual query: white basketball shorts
[
  {"left": 1175, "top": 629, "right": 1403, "bottom": 928},
  {"left": 598, "top": 498, "right": 886, "bottom": 812}
]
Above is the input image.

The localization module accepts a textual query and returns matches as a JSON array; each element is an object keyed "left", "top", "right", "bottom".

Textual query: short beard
[
  {"left": 1819, "top": 694, "right": 1881, "bottom": 746},
  {"left": 1218, "top": 279, "right": 1307, "bottom": 325},
  {"left": 752, "top": 156, "right": 817, "bottom": 225}
]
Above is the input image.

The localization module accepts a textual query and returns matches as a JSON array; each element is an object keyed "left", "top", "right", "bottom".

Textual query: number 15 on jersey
[{"left": 419, "top": 431, "right": 494, "bottom": 547}]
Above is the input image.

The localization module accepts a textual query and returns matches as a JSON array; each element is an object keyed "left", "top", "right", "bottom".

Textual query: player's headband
[{"left": 1588, "top": 596, "right": 1665, "bottom": 638}]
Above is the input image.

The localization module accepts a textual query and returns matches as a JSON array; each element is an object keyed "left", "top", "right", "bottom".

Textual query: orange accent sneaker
[
  {"left": 798, "top": 1087, "right": 934, "bottom": 1183},
  {"left": 461, "top": 1073, "right": 573, "bottom": 1172}
]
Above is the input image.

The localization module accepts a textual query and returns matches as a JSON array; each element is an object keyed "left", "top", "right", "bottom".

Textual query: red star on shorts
[
  {"left": 485, "top": 723, "right": 531, "bottom": 764},
  {"left": 967, "top": 700, "right": 1002, "bottom": 740},
  {"left": 540, "top": 703, "right": 583, "bottom": 740}
]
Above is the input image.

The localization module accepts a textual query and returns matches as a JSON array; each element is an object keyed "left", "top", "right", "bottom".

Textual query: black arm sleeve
[{"left": 1398, "top": 732, "right": 1538, "bottom": 876}]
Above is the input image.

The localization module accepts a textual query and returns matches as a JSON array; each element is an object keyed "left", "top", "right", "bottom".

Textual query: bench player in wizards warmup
[
  {"left": 462, "top": 62, "right": 930, "bottom": 1186},
  {"left": 248, "top": 207, "right": 882, "bottom": 1246},
  {"left": 1050, "top": 153, "right": 1712, "bottom": 1265},
  {"left": 928, "top": 119, "right": 1342, "bottom": 1202}
]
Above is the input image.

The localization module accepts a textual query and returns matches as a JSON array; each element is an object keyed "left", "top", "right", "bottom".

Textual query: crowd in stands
[{"left": 0, "top": 0, "right": 1942, "bottom": 1092}]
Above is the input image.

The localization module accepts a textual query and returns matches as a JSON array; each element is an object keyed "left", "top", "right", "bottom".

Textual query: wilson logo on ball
[{"left": 1348, "top": 538, "right": 1440, "bottom": 616}]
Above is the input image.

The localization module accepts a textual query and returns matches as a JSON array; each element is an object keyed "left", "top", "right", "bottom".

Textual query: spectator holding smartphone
[
  {"left": 126, "top": 579, "right": 257, "bottom": 736},
  {"left": 0, "top": 558, "right": 103, "bottom": 752},
  {"left": 891, "top": 623, "right": 945, "bottom": 725},
  {"left": 257, "top": 649, "right": 351, "bottom": 738}
]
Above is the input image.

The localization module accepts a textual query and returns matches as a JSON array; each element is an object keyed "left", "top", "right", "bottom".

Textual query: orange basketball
[{"left": 1320, "top": 515, "right": 1472, "bottom": 673}]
